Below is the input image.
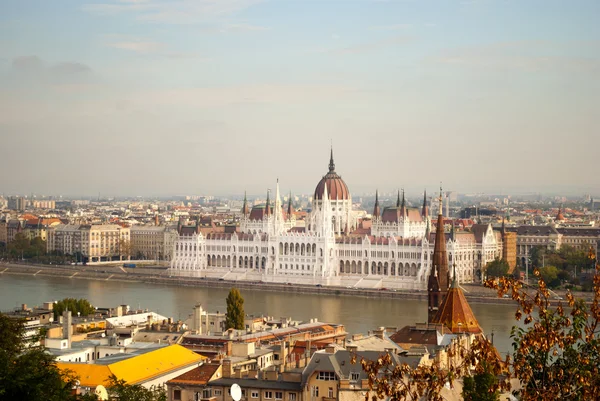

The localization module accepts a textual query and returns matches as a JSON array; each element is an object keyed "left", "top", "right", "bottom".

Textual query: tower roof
[
  {"left": 431, "top": 187, "right": 449, "bottom": 292},
  {"left": 373, "top": 190, "right": 381, "bottom": 218},
  {"left": 314, "top": 148, "right": 350, "bottom": 201},
  {"left": 430, "top": 267, "right": 483, "bottom": 334}
]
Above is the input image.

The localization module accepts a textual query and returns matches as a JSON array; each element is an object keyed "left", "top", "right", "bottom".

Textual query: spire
[
  {"left": 265, "top": 190, "right": 271, "bottom": 216},
  {"left": 373, "top": 190, "right": 381, "bottom": 219},
  {"left": 451, "top": 263, "right": 458, "bottom": 288},
  {"left": 328, "top": 146, "right": 335, "bottom": 173},
  {"left": 242, "top": 191, "right": 250, "bottom": 216},
  {"left": 400, "top": 189, "right": 406, "bottom": 218},
  {"left": 450, "top": 219, "right": 456, "bottom": 241},
  {"left": 438, "top": 183, "right": 444, "bottom": 217},
  {"left": 422, "top": 189, "right": 428, "bottom": 218},
  {"left": 287, "top": 191, "right": 293, "bottom": 218},
  {"left": 428, "top": 184, "right": 450, "bottom": 323},
  {"left": 396, "top": 190, "right": 401, "bottom": 207},
  {"left": 501, "top": 216, "right": 506, "bottom": 234}
]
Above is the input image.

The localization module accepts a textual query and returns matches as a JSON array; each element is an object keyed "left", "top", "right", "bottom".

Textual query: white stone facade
[{"left": 170, "top": 156, "right": 501, "bottom": 289}]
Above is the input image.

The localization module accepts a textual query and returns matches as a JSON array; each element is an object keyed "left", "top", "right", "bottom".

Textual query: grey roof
[
  {"left": 556, "top": 227, "right": 600, "bottom": 237},
  {"left": 208, "top": 377, "right": 302, "bottom": 391},
  {"left": 516, "top": 225, "right": 559, "bottom": 236},
  {"left": 300, "top": 350, "right": 421, "bottom": 386}
]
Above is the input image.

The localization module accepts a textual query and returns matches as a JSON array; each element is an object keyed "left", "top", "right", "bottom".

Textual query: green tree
[
  {"left": 538, "top": 265, "right": 560, "bottom": 288},
  {"left": 462, "top": 362, "right": 500, "bottom": 401},
  {"left": 106, "top": 374, "right": 166, "bottom": 401},
  {"left": 225, "top": 288, "right": 245, "bottom": 330},
  {"left": 485, "top": 258, "right": 509, "bottom": 278},
  {"left": 0, "top": 314, "right": 79, "bottom": 401},
  {"left": 53, "top": 298, "right": 95, "bottom": 320}
]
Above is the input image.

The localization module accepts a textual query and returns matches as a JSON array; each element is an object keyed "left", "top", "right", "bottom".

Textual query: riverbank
[{"left": 0, "top": 262, "right": 590, "bottom": 306}]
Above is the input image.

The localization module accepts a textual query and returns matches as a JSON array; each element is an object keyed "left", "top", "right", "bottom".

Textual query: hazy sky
[{"left": 1, "top": 0, "right": 599, "bottom": 198}]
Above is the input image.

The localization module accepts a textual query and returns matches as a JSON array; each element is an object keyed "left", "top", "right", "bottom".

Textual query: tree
[
  {"left": 485, "top": 258, "right": 509, "bottom": 278},
  {"left": 118, "top": 239, "right": 131, "bottom": 261},
  {"left": 462, "top": 362, "right": 500, "bottom": 401},
  {"left": 106, "top": 374, "right": 166, "bottom": 401},
  {"left": 538, "top": 265, "right": 560, "bottom": 288},
  {"left": 53, "top": 298, "right": 95, "bottom": 320},
  {"left": 358, "top": 265, "right": 600, "bottom": 400},
  {"left": 0, "top": 314, "right": 80, "bottom": 401},
  {"left": 225, "top": 288, "right": 245, "bottom": 330}
]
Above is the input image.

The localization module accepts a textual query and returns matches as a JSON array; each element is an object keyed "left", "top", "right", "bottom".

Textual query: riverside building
[{"left": 169, "top": 150, "right": 502, "bottom": 289}]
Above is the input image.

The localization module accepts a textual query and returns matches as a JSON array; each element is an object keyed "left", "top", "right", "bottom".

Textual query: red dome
[{"left": 313, "top": 149, "right": 350, "bottom": 200}]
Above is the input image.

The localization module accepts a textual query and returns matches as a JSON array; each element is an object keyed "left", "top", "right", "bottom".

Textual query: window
[
  {"left": 203, "top": 389, "right": 212, "bottom": 399},
  {"left": 265, "top": 391, "right": 273, "bottom": 399},
  {"left": 288, "top": 394, "right": 297, "bottom": 401},
  {"left": 317, "top": 371, "right": 336, "bottom": 381},
  {"left": 311, "top": 387, "right": 319, "bottom": 397},
  {"left": 174, "top": 389, "right": 181, "bottom": 401},
  {"left": 328, "top": 388, "right": 333, "bottom": 398},
  {"left": 350, "top": 372, "right": 360, "bottom": 381},
  {"left": 251, "top": 392, "right": 259, "bottom": 399},
  {"left": 275, "top": 392, "right": 283, "bottom": 400},
  {"left": 214, "top": 389, "right": 222, "bottom": 396}
]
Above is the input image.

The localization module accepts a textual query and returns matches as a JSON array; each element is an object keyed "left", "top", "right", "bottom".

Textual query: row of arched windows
[{"left": 338, "top": 260, "right": 420, "bottom": 276}]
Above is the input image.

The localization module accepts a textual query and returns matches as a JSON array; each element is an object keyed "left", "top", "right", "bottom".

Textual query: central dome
[{"left": 313, "top": 149, "right": 350, "bottom": 201}]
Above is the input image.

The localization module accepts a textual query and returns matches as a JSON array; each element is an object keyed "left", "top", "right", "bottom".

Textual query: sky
[{"left": 1, "top": 0, "right": 599, "bottom": 198}]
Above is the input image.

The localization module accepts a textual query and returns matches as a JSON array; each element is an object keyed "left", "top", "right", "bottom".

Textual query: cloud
[
  {"left": 370, "top": 24, "right": 411, "bottom": 31},
  {"left": 107, "top": 40, "right": 164, "bottom": 53},
  {"left": 83, "top": 0, "right": 264, "bottom": 24},
  {"left": 323, "top": 35, "right": 413, "bottom": 55},
  {"left": 220, "top": 23, "right": 269, "bottom": 32},
  {"left": 433, "top": 40, "right": 600, "bottom": 74},
  {"left": 12, "top": 56, "right": 44, "bottom": 73},
  {"left": 7, "top": 56, "right": 94, "bottom": 85}
]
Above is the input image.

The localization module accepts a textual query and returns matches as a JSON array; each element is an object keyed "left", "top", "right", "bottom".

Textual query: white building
[{"left": 170, "top": 151, "right": 501, "bottom": 289}]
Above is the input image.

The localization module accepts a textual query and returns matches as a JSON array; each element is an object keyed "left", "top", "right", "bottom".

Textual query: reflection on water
[{"left": 0, "top": 274, "right": 518, "bottom": 354}]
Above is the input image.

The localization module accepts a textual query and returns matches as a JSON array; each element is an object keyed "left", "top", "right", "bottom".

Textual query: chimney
[
  {"left": 374, "top": 327, "right": 385, "bottom": 340},
  {"left": 279, "top": 340, "right": 288, "bottom": 373},
  {"left": 62, "top": 310, "right": 72, "bottom": 348},
  {"left": 223, "top": 358, "right": 233, "bottom": 378},
  {"left": 325, "top": 344, "right": 336, "bottom": 354}
]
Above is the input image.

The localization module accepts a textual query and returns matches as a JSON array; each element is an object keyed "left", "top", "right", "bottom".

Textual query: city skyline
[{"left": 1, "top": 0, "right": 599, "bottom": 196}]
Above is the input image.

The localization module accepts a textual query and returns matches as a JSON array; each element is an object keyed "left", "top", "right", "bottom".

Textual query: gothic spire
[
  {"left": 287, "top": 191, "right": 293, "bottom": 218},
  {"left": 400, "top": 188, "right": 406, "bottom": 217},
  {"left": 428, "top": 184, "right": 450, "bottom": 323},
  {"left": 242, "top": 191, "right": 250, "bottom": 216},
  {"left": 373, "top": 190, "right": 381, "bottom": 219},
  {"left": 328, "top": 146, "right": 335, "bottom": 173},
  {"left": 396, "top": 190, "right": 401, "bottom": 207},
  {"left": 265, "top": 190, "right": 271, "bottom": 215},
  {"left": 422, "top": 189, "right": 428, "bottom": 218}
]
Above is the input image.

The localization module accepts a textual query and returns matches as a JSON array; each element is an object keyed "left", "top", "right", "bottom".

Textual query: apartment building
[
  {"left": 47, "top": 224, "right": 131, "bottom": 262},
  {"left": 130, "top": 225, "right": 178, "bottom": 261}
]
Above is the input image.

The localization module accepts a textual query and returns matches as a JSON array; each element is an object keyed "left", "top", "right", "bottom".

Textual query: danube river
[{"left": 0, "top": 274, "right": 518, "bottom": 355}]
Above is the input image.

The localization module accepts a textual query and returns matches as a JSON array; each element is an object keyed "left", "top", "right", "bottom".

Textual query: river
[{"left": 0, "top": 274, "right": 518, "bottom": 355}]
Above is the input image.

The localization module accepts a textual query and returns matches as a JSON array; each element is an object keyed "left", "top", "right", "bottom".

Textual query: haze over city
[{"left": 1, "top": 0, "right": 599, "bottom": 197}]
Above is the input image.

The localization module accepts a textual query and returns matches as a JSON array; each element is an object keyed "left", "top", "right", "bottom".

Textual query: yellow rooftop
[{"left": 57, "top": 344, "right": 204, "bottom": 387}]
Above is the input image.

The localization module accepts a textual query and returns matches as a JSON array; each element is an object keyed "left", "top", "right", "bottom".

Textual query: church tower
[
  {"left": 428, "top": 186, "right": 450, "bottom": 323},
  {"left": 373, "top": 190, "right": 381, "bottom": 220}
]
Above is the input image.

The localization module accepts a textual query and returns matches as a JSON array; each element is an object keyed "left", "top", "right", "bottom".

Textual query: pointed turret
[
  {"left": 501, "top": 216, "right": 506, "bottom": 235},
  {"left": 430, "top": 263, "right": 483, "bottom": 334},
  {"left": 373, "top": 190, "right": 381, "bottom": 219},
  {"left": 400, "top": 189, "right": 406, "bottom": 219},
  {"left": 329, "top": 146, "right": 335, "bottom": 173},
  {"left": 422, "top": 189, "right": 428, "bottom": 218},
  {"left": 396, "top": 190, "right": 401, "bottom": 207},
  {"left": 287, "top": 191, "right": 293, "bottom": 219},
  {"left": 428, "top": 185, "right": 450, "bottom": 323},
  {"left": 450, "top": 219, "right": 456, "bottom": 241},
  {"left": 265, "top": 190, "right": 271, "bottom": 216},
  {"left": 242, "top": 191, "right": 250, "bottom": 216},
  {"left": 556, "top": 204, "right": 565, "bottom": 221}
]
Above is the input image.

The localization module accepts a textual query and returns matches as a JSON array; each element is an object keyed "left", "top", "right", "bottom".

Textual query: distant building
[
  {"left": 130, "top": 225, "right": 179, "bottom": 261},
  {"left": 170, "top": 150, "right": 501, "bottom": 288},
  {"left": 47, "top": 224, "right": 131, "bottom": 262}
]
